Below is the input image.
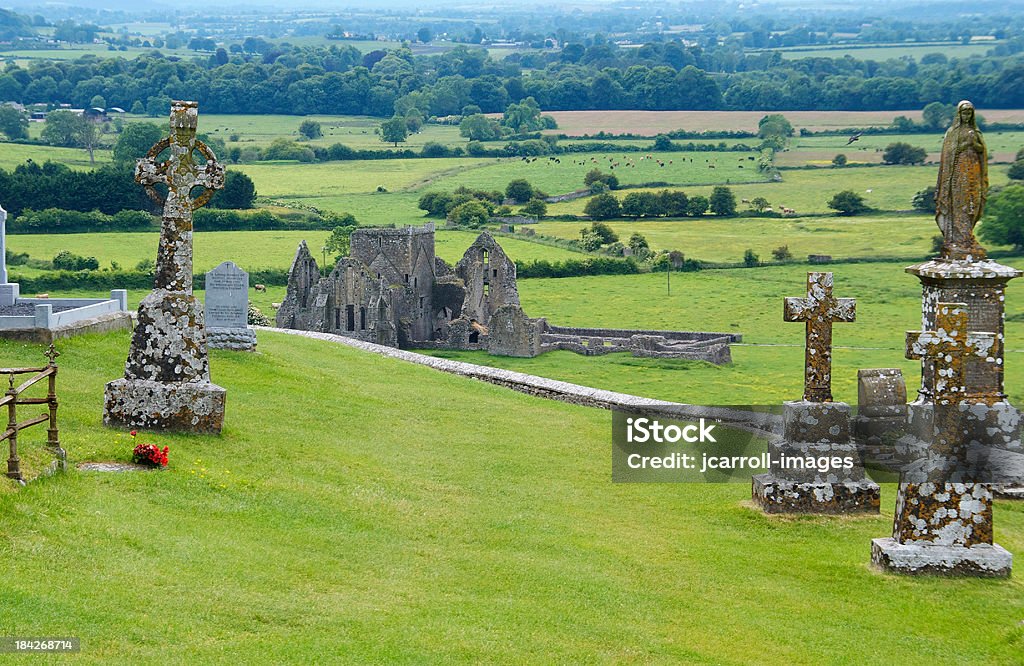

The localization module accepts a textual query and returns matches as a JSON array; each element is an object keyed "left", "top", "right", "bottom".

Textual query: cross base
[
  {"left": 752, "top": 474, "right": 880, "bottom": 514},
  {"left": 871, "top": 538, "right": 1011, "bottom": 577},
  {"left": 104, "top": 378, "right": 225, "bottom": 433}
]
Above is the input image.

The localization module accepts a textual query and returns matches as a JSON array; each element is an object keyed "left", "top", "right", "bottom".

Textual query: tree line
[{"left": 2, "top": 39, "right": 1024, "bottom": 120}]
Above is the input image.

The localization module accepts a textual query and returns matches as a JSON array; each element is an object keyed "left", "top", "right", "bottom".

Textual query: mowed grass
[
  {"left": 0, "top": 331, "right": 1020, "bottom": 662},
  {"left": 544, "top": 109, "right": 1024, "bottom": 135},
  {"left": 6, "top": 228, "right": 583, "bottom": 276},
  {"left": 534, "top": 214, "right": 950, "bottom": 263}
]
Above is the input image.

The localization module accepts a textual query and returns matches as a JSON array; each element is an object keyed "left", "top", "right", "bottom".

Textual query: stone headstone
[
  {"left": 753, "top": 271, "right": 879, "bottom": 514},
  {"left": 103, "top": 101, "right": 227, "bottom": 433},
  {"left": 204, "top": 261, "right": 257, "bottom": 351},
  {"left": 0, "top": 204, "right": 19, "bottom": 307}
]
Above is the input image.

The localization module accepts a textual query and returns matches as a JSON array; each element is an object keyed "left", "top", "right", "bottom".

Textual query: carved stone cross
[
  {"left": 135, "top": 100, "right": 224, "bottom": 292},
  {"left": 784, "top": 271, "right": 856, "bottom": 402},
  {"left": 906, "top": 302, "right": 994, "bottom": 404}
]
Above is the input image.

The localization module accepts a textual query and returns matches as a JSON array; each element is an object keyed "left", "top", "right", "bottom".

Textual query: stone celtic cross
[
  {"left": 784, "top": 271, "right": 856, "bottom": 402},
  {"left": 135, "top": 100, "right": 225, "bottom": 292},
  {"left": 906, "top": 302, "right": 994, "bottom": 404}
]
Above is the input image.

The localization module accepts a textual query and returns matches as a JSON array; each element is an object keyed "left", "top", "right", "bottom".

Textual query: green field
[
  {"left": 6, "top": 228, "right": 585, "bottom": 275},
  {"left": 0, "top": 331, "right": 1020, "bottom": 662},
  {"left": 535, "top": 214, "right": 950, "bottom": 263},
  {"left": 780, "top": 131, "right": 1024, "bottom": 167},
  {"left": 764, "top": 41, "right": 1002, "bottom": 61},
  {"left": 545, "top": 165, "right": 1012, "bottom": 217}
]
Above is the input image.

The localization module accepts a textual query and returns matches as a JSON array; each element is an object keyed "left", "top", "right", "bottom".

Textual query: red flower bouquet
[{"left": 129, "top": 431, "right": 169, "bottom": 468}]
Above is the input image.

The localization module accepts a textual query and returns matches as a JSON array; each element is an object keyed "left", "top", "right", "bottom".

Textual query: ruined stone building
[{"left": 278, "top": 224, "right": 738, "bottom": 362}]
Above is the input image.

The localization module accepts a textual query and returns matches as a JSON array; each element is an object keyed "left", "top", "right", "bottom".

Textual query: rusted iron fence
[{"left": 4, "top": 345, "right": 63, "bottom": 482}]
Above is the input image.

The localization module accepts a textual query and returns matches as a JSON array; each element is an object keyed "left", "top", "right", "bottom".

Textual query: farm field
[
  {"left": 0, "top": 141, "right": 112, "bottom": 170},
  {"left": 764, "top": 41, "right": 1002, "bottom": 61},
  {"left": 5, "top": 228, "right": 585, "bottom": 275},
  {"left": 534, "top": 214, "right": 952, "bottom": 263},
  {"left": 543, "top": 109, "right": 1024, "bottom": 136},
  {"left": 779, "top": 130, "right": 1024, "bottom": 166},
  {"left": 1, "top": 332, "right": 1020, "bottom": 661},
  {"left": 544, "top": 165, "right": 998, "bottom": 217}
]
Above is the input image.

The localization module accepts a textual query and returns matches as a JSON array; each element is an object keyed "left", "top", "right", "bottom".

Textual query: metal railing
[{"left": 4, "top": 345, "right": 63, "bottom": 482}]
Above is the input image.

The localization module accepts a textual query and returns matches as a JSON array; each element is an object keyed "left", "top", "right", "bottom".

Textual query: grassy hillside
[{"left": 0, "top": 331, "right": 1020, "bottom": 662}]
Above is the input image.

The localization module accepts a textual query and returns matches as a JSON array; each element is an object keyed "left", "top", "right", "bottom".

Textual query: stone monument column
[
  {"left": 0, "top": 204, "right": 20, "bottom": 307},
  {"left": 103, "top": 101, "right": 227, "bottom": 433},
  {"left": 872, "top": 101, "right": 1016, "bottom": 577}
]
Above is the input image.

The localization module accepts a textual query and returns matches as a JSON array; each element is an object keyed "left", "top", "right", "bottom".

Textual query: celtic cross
[
  {"left": 135, "top": 101, "right": 224, "bottom": 292},
  {"left": 784, "top": 271, "right": 856, "bottom": 402}
]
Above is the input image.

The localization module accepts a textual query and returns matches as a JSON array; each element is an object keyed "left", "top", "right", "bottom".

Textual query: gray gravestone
[
  {"left": 204, "top": 261, "right": 257, "bottom": 350},
  {"left": 0, "top": 204, "right": 19, "bottom": 306}
]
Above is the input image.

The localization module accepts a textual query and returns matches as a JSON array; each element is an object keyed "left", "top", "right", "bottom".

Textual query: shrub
[
  {"left": 743, "top": 249, "right": 760, "bottom": 267},
  {"left": 832, "top": 154, "right": 847, "bottom": 167},
  {"left": 505, "top": 179, "right": 534, "bottom": 204},
  {"left": 772, "top": 245, "right": 793, "bottom": 261},
  {"left": 583, "top": 193, "right": 621, "bottom": 220},
  {"left": 521, "top": 198, "right": 547, "bottom": 218},
  {"left": 979, "top": 184, "right": 1024, "bottom": 249},
  {"left": 52, "top": 250, "right": 99, "bottom": 271},
  {"left": 448, "top": 200, "right": 490, "bottom": 228},
  {"left": 882, "top": 142, "right": 928, "bottom": 165},
  {"left": 828, "top": 190, "right": 869, "bottom": 216},
  {"left": 912, "top": 186, "right": 937, "bottom": 213},
  {"left": 298, "top": 119, "right": 322, "bottom": 140},
  {"left": 1008, "top": 160, "right": 1024, "bottom": 181},
  {"left": 247, "top": 304, "right": 270, "bottom": 326},
  {"left": 420, "top": 142, "right": 451, "bottom": 158},
  {"left": 589, "top": 222, "right": 618, "bottom": 244}
]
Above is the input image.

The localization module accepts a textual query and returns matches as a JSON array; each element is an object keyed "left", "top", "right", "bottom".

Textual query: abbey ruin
[{"left": 277, "top": 224, "right": 738, "bottom": 362}]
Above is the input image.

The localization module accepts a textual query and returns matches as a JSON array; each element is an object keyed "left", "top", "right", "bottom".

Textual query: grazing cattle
[
  {"left": 271, "top": 302, "right": 282, "bottom": 309},
  {"left": 35, "top": 293, "right": 49, "bottom": 299},
  {"left": 741, "top": 198, "right": 750, "bottom": 204},
  {"left": 254, "top": 284, "right": 267, "bottom": 292}
]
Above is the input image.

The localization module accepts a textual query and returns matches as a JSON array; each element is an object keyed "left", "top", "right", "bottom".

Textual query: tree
[
  {"left": 210, "top": 171, "right": 257, "bottom": 209},
  {"left": 583, "top": 193, "right": 620, "bottom": 220},
  {"left": 883, "top": 142, "right": 928, "bottom": 165},
  {"left": 417, "top": 27, "right": 432, "bottom": 44},
  {"left": 89, "top": 94, "right": 106, "bottom": 109},
  {"left": 41, "top": 110, "right": 84, "bottom": 147},
  {"left": 709, "top": 186, "right": 736, "bottom": 216},
  {"left": 112, "top": 122, "right": 163, "bottom": 162},
  {"left": 583, "top": 169, "right": 618, "bottom": 191},
  {"left": 686, "top": 195, "right": 709, "bottom": 217},
  {"left": 832, "top": 154, "right": 847, "bottom": 167},
  {"left": 743, "top": 249, "right": 760, "bottom": 267},
  {"left": 772, "top": 245, "right": 793, "bottom": 261},
  {"left": 459, "top": 114, "right": 501, "bottom": 141},
  {"left": 757, "top": 114, "right": 794, "bottom": 139},
  {"left": 1008, "top": 161, "right": 1024, "bottom": 181},
  {"left": 379, "top": 116, "right": 408, "bottom": 147},
  {"left": 589, "top": 221, "right": 618, "bottom": 244},
  {"left": 979, "top": 185, "right": 1024, "bottom": 249},
  {"left": 912, "top": 186, "right": 937, "bottom": 213},
  {"left": 828, "top": 190, "right": 869, "bottom": 216},
  {"left": 448, "top": 200, "right": 489, "bottom": 227},
  {"left": 749, "top": 197, "right": 770, "bottom": 212},
  {"left": 653, "top": 134, "right": 674, "bottom": 151},
  {"left": 658, "top": 190, "right": 688, "bottom": 217},
  {"left": 130, "top": 101, "right": 145, "bottom": 115},
  {"left": 922, "top": 101, "right": 955, "bottom": 130},
  {"left": 521, "top": 198, "right": 546, "bottom": 218},
  {"left": 0, "top": 105, "right": 28, "bottom": 140},
  {"left": 502, "top": 97, "right": 543, "bottom": 132},
  {"left": 621, "top": 191, "right": 661, "bottom": 217},
  {"left": 324, "top": 224, "right": 355, "bottom": 258},
  {"left": 298, "top": 119, "right": 322, "bottom": 140},
  {"left": 505, "top": 179, "right": 534, "bottom": 204},
  {"left": 628, "top": 232, "right": 650, "bottom": 259}
]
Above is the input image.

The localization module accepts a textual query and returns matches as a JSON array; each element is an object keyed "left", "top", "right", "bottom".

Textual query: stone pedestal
[
  {"left": 871, "top": 538, "right": 1012, "bottom": 577},
  {"left": 207, "top": 327, "right": 257, "bottom": 351},
  {"left": 752, "top": 401, "right": 880, "bottom": 514},
  {"left": 104, "top": 290, "right": 225, "bottom": 433}
]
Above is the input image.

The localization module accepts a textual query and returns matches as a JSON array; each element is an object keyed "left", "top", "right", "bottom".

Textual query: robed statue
[{"left": 936, "top": 100, "right": 988, "bottom": 261}]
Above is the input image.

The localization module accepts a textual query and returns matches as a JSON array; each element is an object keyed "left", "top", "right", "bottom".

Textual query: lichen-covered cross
[
  {"left": 784, "top": 271, "right": 856, "bottom": 402},
  {"left": 906, "top": 303, "right": 994, "bottom": 403},
  {"left": 135, "top": 100, "right": 224, "bottom": 293}
]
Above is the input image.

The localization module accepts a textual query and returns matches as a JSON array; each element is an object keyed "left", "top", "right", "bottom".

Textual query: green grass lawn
[{"left": 0, "top": 330, "right": 1020, "bottom": 662}]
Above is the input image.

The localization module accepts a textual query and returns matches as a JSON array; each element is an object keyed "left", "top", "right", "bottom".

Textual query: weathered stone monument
[
  {"left": 752, "top": 272, "right": 880, "bottom": 513},
  {"left": 204, "top": 261, "right": 257, "bottom": 351},
  {"left": 103, "top": 100, "right": 227, "bottom": 433},
  {"left": 0, "top": 203, "right": 17, "bottom": 307},
  {"left": 872, "top": 101, "right": 1016, "bottom": 577}
]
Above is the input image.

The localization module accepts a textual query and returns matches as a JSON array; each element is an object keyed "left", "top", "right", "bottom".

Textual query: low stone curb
[{"left": 256, "top": 327, "right": 780, "bottom": 436}]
